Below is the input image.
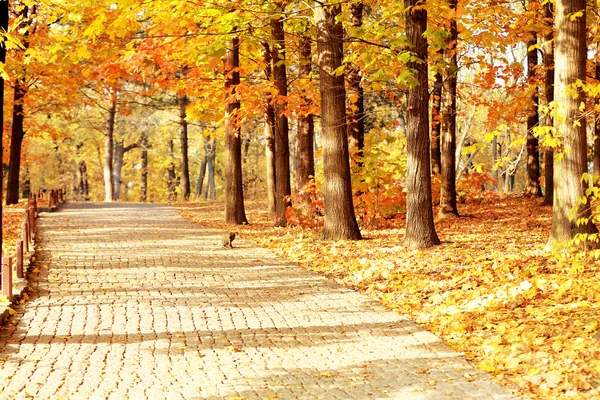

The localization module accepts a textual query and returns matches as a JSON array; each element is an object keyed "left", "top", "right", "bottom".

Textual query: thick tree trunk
[
  {"left": 6, "top": 79, "right": 27, "bottom": 205},
  {"left": 140, "top": 135, "right": 148, "bottom": 202},
  {"left": 315, "top": 2, "right": 362, "bottom": 240},
  {"left": 224, "top": 36, "right": 248, "bottom": 225},
  {"left": 548, "top": 0, "right": 598, "bottom": 248},
  {"left": 104, "top": 94, "right": 116, "bottom": 202},
  {"left": 347, "top": 2, "right": 365, "bottom": 164},
  {"left": 195, "top": 150, "right": 208, "bottom": 200},
  {"left": 524, "top": 34, "right": 543, "bottom": 197},
  {"left": 179, "top": 92, "right": 191, "bottom": 201},
  {"left": 431, "top": 69, "right": 443, "bottom": 176},
  {"left": 271, "top": 15, "right": 291, "bottom": 227},
  {"left": 405, "top": 0, "right": 440, "bottom": 248},
  {"left": 262, "top": 42, "right": 277, "bottom": 217},
  {"left": 296, "top": 34, "right": 315, "bottom": 190},
  {"left": 167, "top": 136, "right": 177, "bottom": 201},
  {"left": 438, "top": 0, "right": 459, "bottom": 219},
  {"left": 543, "top": 2, "right": 555, "bottom": 206}
]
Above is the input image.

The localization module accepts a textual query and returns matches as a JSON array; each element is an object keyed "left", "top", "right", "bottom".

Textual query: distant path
[{"left": 0, "top": 202, "right": 517, "bottom": 399}]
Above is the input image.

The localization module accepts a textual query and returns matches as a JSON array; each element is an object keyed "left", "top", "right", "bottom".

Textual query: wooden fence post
[
  {"left": 2, "top": 257, "right": 13, "bottom": 302},
  {"left": 16, "top": 240, "right": 23, "bottom": 279},
  {"left": 28, "top": 205, "right": 35, "bottom": 240},
  {"left": 21, "top": 219, "right": 29, "bottom": 253}
]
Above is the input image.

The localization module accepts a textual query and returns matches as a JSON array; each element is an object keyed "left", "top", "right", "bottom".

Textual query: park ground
[{"left": 176, "top": 195, "right": 600, "bottom": 400}]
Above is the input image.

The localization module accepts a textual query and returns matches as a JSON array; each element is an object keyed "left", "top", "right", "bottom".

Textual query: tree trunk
[
  {"left": 195, "top": 147, "right": 208, "bottom": 200},
  {"left": 6, "top": 79, "right": 27, "bottom": 205},
  {"left": 167, "top": 136, "right": 177, "bottom": 201},
  {"left": 271, "top": 14, "right": 291, "bottom": 227},
  {"left": 347, "top": 2, "right": 365, "bottom": 164},
  {"left": 206, "top": 140, "right": 217, "bottom": 200},
  {"left": 431, "top": 67, "right": 443, "bottom": 175},
  {"left": 438, "top": 0, "right": 459, "bottom": 219},
  {"left": 524, "top": 33, "right": 543, "bottom": 197},
  {"left": 547, "top": 0, "right": 598, "bottom": 248},
  {"left": 315, "top": 2, "right": 362, "bottom": 241},
  {"left": 224, "top": 36, "right": 248, "bottom": 225},
  {"left": 104, "top": 93, "right": 116, "bottom": 202},
  {"left": 112, "top": 140, "right": 138, "bottom": 200},
  {"left": 405, "top": 0, "right": 441, "bottom": 248},
  {"left": 492, "top": 135, "right": 498, "bottom": 182},
  {"left": 0, "top": 0, "right": 8, "bottom": 253},
  {"left": 296, "top": 34, "right": 315, "bottom": 190},
  {"left": 179, "top": 92, "right": 191, "bottom": 201},
  {"left": 262, "top": 41, "right": 277, "bottom": 217},
  {"left": 140, "top": 135, "right": 148, "bottom": 202},
  {"left": 594, "top": 59, "right": 600, "bottom": 178},
  {"left": 543, "top": 1, "right": 555, "bottom": 206}
]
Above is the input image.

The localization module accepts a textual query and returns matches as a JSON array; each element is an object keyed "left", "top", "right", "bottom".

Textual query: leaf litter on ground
[{"left": 175, "top": 195, "right": 600, "bottom": 400}]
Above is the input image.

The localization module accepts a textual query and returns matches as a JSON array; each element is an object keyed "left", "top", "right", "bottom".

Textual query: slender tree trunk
[
  {"left": 594, "top": 59, "right": 600, "bottom": 178},
  {"left": 438, "top": 0, "right": 459, "bottom": 219},
  {"left": 524, "top": 33, "right": 543, "bottom": 197},
  {"left": 315, "top": 2, "right": 362, "bottom": 240},
  {"left": 167, "top": 136, "right": 177, "bottom": 201},
  {"left": 296, "top": 34, "right": 315, "bottom": 190},
  {"left": 140, "top": 135, "right": 148, "bottom": 202},
  {"left": 6, "top": 6, "right": 30, "bottom": 205},
  {"left": 113, "top": 141, "right": 125, "bottom": 200},
  {"left": 347, "top": 2, "right": 365, "bottom": 164},
  {"left": 271, "top": 14, "right": 291, "bottom": 227},
  {"left": 492, "top": 136, "right": 498, "bottom": 182},
  {"left": 195, "top": 149, "right": 208, "bottom": 200},
  {"left": 262, "top": 42, "right": 277, "bottom": 217},
  {"left": 179, "top": 92, "right": 190, "bottom": 201},
  {"left": 103, "top": 93, "right": 116, "bottom": 202},
  {"left": 543, "top": 2, "right": 555, "bottom": 206},
  {"left": 0, "top": 0, "right": 8, "bottom": 252},
  {"left": 431, "top": 67, "right": 443, "bottom": 175},
  {"left": 224, "top": 36, "right": 248, "bottom": 225},
  {"left": 206, "top": 141, "right": 217, "bottom": 200},
  {"left": 405, "top": 0, "right": 440, "bottom": 248},
  {"left": 6, "top": 79, "right": 27, "bottom": 205},
  {"left": 548, "top": 0, "right": 598, "bottom": 248}
]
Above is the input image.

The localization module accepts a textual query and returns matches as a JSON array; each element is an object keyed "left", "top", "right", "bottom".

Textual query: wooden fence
[{"left": 1, "top": 189, "right": 65, "bottom": 303}]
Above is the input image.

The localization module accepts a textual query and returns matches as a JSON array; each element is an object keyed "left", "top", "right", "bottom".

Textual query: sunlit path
[{"left": 0, "top": 203, "right": 517, "bottom": 399}]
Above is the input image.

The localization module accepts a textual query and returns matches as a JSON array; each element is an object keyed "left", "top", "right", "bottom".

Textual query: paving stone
[{"left": 0, "top": 202, "right": 519, "bottom": 399}]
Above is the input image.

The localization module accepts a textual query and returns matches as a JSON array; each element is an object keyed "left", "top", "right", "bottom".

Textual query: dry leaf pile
[{"left": 177, "top": 196, "right": 600, "bottom": 399}]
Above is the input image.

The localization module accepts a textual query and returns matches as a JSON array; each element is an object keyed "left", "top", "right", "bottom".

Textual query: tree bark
[
  {"left": 112, "top": 140, "right": 139, "bottom": 200},
  {"left": 6, "top": 79, "right": 27, "bottom": 205},
  {"left": 6, "top": 5, "right": 30, "bottom": 205},
  {"left": 224, "top": 36, "right": 248, "bottom": 225},
  {"left": 524, "top": 33, "right": 543, "bottom": 197},
  {"left": 103, "top": 93, "right": 117, "bottom": 202},
  {"left": 296, "top": 34, "right": 315, "bottom": 190},
  {"left": 431, "top": 69, "right": 443, "bottom": 176},
  {"left": 205, "top": 139, "right": 217, "bottom": 200},
  {"left": 543, "top": 1, "right": 555, "bottom": 206},
  {"left": 140, "top": 135, "right": 148, "bottom": 202},
  {"left": 271, "top": 14, "right": 291, "bottom": 227},
  {"left": 195, "top": 147, "right": 208, "bottom": 199},
  {"left": 347, "top": 2, "right": 365, "bottom": 164},
  {"left": 179, "top": 92, "right": 191, "bottom": 201},
  {"left": 594, "top": 59, "right": 600, "bottom": 178},
  {"left": 547, "top": 0, "right": 598, "bottom": 248},
  {"left": 0, "top": 0, "right": 7, "bottom": 245},
  {"left": 315, "top": 2, "right": 362, "bottom": 241},
  {"left": 405, "top": 0, "right": 441, "bottom": 248},
  {"left": 262, "top": 41, "right": 277, "bottom": 217},
  {"left": 438, "top": 0, "right": 459, "bottom": 219},
  {"left": 166, "top": 136, "right": 177, "bottom": 201}
]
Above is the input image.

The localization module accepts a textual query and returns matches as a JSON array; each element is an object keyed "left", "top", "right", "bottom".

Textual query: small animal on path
[{"left": 221, "top": 232, "right": 236, "bottom": 248}]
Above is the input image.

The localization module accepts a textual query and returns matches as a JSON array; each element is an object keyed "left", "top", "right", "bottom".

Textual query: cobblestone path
[{"left": 0, "top": 203, "right": 518, "bottom": 399}]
